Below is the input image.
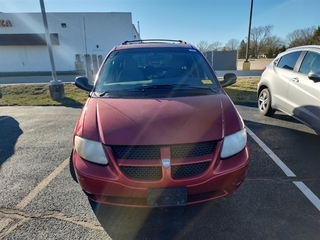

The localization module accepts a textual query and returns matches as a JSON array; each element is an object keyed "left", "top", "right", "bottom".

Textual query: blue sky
[{"left": 1, "top": 0, "right": 319, "bottom": 46}]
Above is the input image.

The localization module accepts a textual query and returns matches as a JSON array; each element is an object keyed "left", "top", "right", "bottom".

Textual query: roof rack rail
[{"left": 121, "top": 39, "right": 187, "bottom": 45}]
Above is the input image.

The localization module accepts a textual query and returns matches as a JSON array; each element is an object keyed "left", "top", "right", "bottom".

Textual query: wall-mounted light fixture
[{"left": 61, "top": 23, "right": 67, "bottom": 28}]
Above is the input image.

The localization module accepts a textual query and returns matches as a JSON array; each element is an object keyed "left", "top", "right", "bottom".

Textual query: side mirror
[
  {"left": 220, "top": 73, "right": 237, "bottom": 87},
  {"left": 75, "top": 76, "right": 93, "bottom": 92},
  {"left": 308, "top": 71, "right": 320, "bottom": 82}
]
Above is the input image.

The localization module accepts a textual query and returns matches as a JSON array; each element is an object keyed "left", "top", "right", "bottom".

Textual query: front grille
[
  {"left": 172, "top": 162, "right": 210, "bottom": 179},
  {"left": 121, "top": 166, "right": 162, "bottom": 180},
  {"left": 112, "top": 145, "right": 160, "bottom": 159},
  {"left": 113, "top": 141, "right": 214, "bottom": 181},
  {"left": 171, "top": 141, "right": 214, "bottom": 158}
]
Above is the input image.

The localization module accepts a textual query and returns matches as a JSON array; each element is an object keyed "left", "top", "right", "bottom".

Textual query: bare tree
[
  {"left": 225, "top": 38, "right": 240, "bottom": 51},
  {"left": 286, "top": 26, "right": 316, "bottom": 47},
  {"left": 196, "top": 25, "right": 319, "bottom": 58},
  {"left": 250, "top": 24, "right": 273, "bottom": 57},
  {"left": 196, "top": 40, "right": 223, "bottom": 52},
  {"left": 265, "top": 36, "right": 285, "bottom": 58},
  {"left": 196, "top": 40, "right": 210, "bottom": 53},
  {"left": 208, "top": 41, "right": 223, "bottom": 51},
  {"left": 265, "top": 36, "right": 284, "bottom": 49}
]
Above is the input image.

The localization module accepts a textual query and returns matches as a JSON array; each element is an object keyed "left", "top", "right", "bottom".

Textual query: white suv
[{"left": 257, "top": 45, "right": 320, "bottom": 135}]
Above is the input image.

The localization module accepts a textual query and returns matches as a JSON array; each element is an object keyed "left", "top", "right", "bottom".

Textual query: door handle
[{"left": 292, "top": 77, "right": 299, "bottom": 82}]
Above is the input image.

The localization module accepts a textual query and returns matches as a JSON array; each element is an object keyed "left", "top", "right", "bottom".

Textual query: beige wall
[{"left": 237, "top": 59, "right": 273, "bottom": 70}]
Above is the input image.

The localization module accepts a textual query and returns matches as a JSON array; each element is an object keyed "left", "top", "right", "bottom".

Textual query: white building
[{"left": 0, "top": 12, "right": 140, "bottom": 73}]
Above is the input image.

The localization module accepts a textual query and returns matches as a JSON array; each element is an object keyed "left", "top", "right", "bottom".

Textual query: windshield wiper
[
  {"left": 95, "top": 88, "right": 137, "bottom": 97},
  {"left": 136, "top": 84, "right": 187, "bottom": 90},
  {"left": 98, "top": 91, "right": 109, "bottom": 97},
  {"left": 137, "top": 84, "right": 215, "bottom": 92},
  {"left": 95, "top": 84, "right": 216, "bottom": 97}
]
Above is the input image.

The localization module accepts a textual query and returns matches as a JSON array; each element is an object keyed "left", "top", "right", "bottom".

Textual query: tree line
[{"left": 196, "top": 25, "right": 320, "bottom": 59}]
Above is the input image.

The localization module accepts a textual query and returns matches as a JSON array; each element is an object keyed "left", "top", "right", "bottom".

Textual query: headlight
[
  {"left": 74, "top": 136, "right": 108, "bottom": 165},
  {"left": 221, "top": 128, "right": 247, "bottom": 159}
]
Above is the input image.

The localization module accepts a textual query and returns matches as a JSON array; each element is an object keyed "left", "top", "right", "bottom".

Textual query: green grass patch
[{"left": 0, "top": 77, "right": 260, "bottom": 106}]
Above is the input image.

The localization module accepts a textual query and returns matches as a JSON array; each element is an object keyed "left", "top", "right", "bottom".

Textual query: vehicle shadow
[
  {"left": 88, "top": 199, "right": 219, "bottom": 239},
  {"left": 244, "top": 118, "right": 320, "bottom": 176},
  {"left": 0, "top": 116, "right": 23, "bottom": 167},
  {"left": 244, "top": 117, "right": 320, "bottom": 144},
  {"left": 54, "top": 97, "right": 84, "bottom": 108},
  {"left": 265, "top": 111, "right": 301, "bottom": 124}
]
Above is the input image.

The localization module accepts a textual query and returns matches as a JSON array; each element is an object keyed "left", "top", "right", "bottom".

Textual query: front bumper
[{"left": 72, "top": 143, "right": 250, "bottom": 207}]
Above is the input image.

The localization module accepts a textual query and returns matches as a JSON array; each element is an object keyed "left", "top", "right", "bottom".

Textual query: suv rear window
[{"left": 299, "top": 51, "right": 320, "bottom": 74}]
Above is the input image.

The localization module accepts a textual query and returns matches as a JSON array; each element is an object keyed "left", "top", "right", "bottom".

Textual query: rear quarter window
[
  {"left": 277, "top": 51, "right": 302, "bottom": 70},
  {"left": 299, "top": 51, "right": 320, "bottom": 74}
]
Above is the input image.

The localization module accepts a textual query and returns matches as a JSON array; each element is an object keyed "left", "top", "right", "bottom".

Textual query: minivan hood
[{"left": 77, "top": 94, "right": 243, "bottom": 145}]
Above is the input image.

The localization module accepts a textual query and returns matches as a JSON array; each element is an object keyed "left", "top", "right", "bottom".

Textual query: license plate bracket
[{"left": 147, "top": 187, "right": 187, "bottom": 207}]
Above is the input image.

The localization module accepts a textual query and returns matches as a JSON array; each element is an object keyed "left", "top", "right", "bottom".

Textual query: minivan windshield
[{"left": 94, "top": 47, "right": 220, "bottom": 97}]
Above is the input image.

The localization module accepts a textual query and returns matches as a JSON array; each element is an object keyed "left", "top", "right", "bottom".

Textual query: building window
[{"left": 0, "top": 33, "right": 59, "bottom": 45}]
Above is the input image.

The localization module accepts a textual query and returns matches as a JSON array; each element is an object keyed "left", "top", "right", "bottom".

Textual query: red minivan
[{"left": 70, "top": 39, "right": 250, "bottom": 208}]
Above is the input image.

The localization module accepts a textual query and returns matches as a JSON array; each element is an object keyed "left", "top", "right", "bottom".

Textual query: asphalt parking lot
[{"left": 1, "top": 105, "right": 319, "bottom": 240}]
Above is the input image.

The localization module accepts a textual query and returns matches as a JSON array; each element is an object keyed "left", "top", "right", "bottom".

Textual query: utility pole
[
  {"left": 243, "top": 0, "right": 253, "bottom": 70},
  {"left": 39, "top": 0, "right": 65, "bottom": 99}
]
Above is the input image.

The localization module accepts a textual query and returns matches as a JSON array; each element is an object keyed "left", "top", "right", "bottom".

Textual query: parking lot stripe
[
  {"left": 0, "top": 158, "right": 69, "bottom": 233},
  {"left": 247, "top": 127, "right": 320, "bottom": 212},
  {"left": 15, "top": 158, "right": 69, "bottom": 210},
  {"left": 246, "top": 127, "right": 296, "bottom": 177},
  {"left": 293, "top": 181, "right": 320, "bottom": 211}
]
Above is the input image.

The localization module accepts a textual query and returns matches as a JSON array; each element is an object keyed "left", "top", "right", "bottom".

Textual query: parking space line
[
  {"left": 246, "top": 127, "right": 296, "bottom": 177},
  {"left": 293, "top": 181, "right": 320, "bottom": 211},
  {"left": 246, "top": 127, "right": 320, "bottom": 212},
  {"left": 15, "top": 158, "right": 69, "bottom": 210},
  {"left": 0, "top": 158, "right": 69, "bottom": 233}
]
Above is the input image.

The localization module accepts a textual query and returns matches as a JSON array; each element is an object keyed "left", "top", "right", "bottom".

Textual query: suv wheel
[
  {"left": 69, "top": 150, "right": 78, "bottom": 182},
  {"left": 258, "top": 88, "right": 275, "bottom": 116}
]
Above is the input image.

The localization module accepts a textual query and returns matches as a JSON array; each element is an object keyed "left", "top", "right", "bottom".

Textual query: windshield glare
[{"left": 94, "top": 48, "right": 219, "bottom": 95}]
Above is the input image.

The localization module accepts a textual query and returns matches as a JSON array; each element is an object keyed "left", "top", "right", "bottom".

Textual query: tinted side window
[
  {"left": 299, "top": 51, "right": 320, "bottom": 74},
  {"left": 277, "top": 51, "right": 301, "bottom": 70}
]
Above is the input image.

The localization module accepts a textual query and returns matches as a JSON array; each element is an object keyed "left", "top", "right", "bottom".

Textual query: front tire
[
  {"left": 258, "top": 88, "right": 275, "bottom": 116},
  {"left": 69, "top": 150, "right": 78, "bottom": 182}
]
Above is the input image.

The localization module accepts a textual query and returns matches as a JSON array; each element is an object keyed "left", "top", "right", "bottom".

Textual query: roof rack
[{"left": 121, "top": 39, "right": 187, "bottom": 45}]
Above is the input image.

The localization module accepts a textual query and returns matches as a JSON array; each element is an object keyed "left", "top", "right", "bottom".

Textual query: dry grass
[
  {"left": 0, "top": 83, "right": 88, "bottom": 106},
  {"left": 224, "top": 77, "right": 259, "bottom": 104}
]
